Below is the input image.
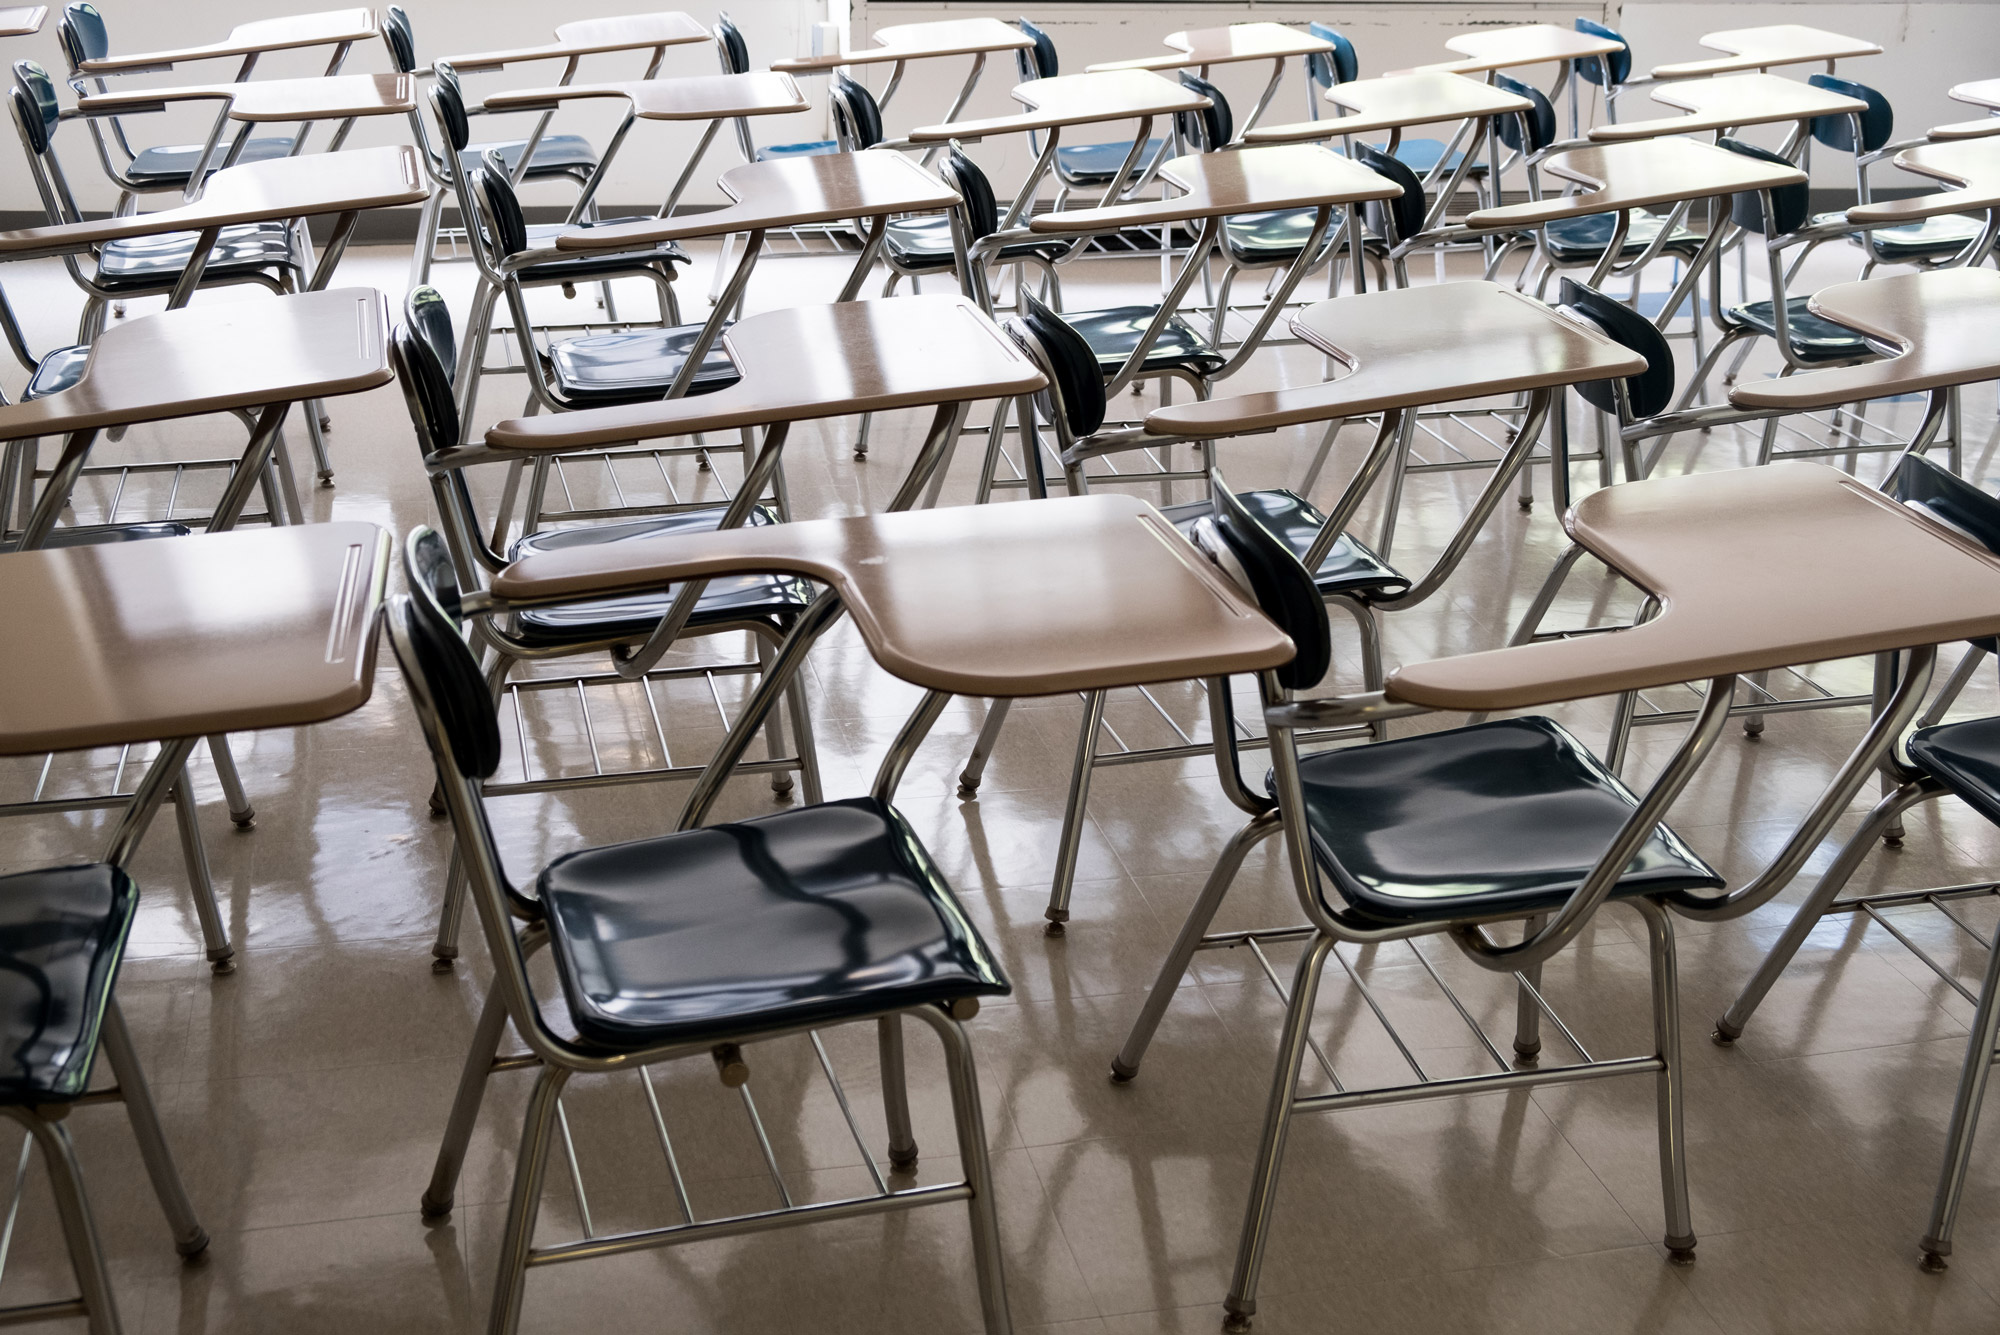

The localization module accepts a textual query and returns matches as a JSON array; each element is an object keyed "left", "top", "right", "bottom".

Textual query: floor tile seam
[{"left": 1012, "top": 1125, "right": 1115, "bottom": 1322}]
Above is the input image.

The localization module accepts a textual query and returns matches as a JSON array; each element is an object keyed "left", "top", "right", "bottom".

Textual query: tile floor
[{"left": 1, "top": 235, "right": 1999, "bottom": 1335}]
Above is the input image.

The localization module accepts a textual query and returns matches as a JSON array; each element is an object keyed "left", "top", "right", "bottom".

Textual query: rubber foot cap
[{"left": 176, "top": 1229, "right": 211, "bottom": 1258}]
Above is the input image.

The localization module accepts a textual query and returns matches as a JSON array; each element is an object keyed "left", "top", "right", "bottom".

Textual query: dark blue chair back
[
  {"left": 56, "top": 3, "right": 108, "bottom": 68},
  {"left": 1305, "top": 23, "right": 1358, "bottom": 89},
  {"left": 1572, "top": 18, "right": 1631, "bottom": 88},
  {"left": 1720, "top": 137, "right": 1809, "bottom": 236},
  {"left": 1176, "top": 71, "right": 1232, "bottom": 150},
  {"left": 1559, "top": 278, "right": 1677, "bottom": 419},
  {"left": 1354, "top": 143, "right": 1425, "bottom": 244},
  {"left": 1015, "top": 18, "right": 1057, "bottom": 81},
  {"left": 1205, "top": 478, "right": 1330, "bottom": 691},
  {"left": 10, "top": 61, "right": 58, "bottom": 155},
  {"left": 1494, "top": 73, "right": 1557, "bottom": 154},
  {"left": 1013, "top": 293, "right": 1105, "bottom": 439},
  {"left": 1809, "top": 73, "right": 1892, "bottom": 154},
  {"left": 714, "top": 14, "right": 750, "bottom": 75},
  {"left": 383, "top": 6, "right": 417, "bottom": 74},
  {"left": 830, "top": 74, "right": 883, "bottom": 150}
]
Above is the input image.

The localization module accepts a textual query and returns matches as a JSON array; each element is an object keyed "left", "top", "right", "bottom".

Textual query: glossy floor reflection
[{"left": 0, "top": 238, "right": 1998, "bottom": 1335}]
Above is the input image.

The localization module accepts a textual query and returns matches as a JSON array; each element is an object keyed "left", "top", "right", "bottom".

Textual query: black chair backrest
[
  {"left": 1177, "top": 71, "right": 1231, "bottom": 150},
  {"left": 939, "top": 144, "right": 999, "bottom": 241},
  {"left": 1572, "top": 18, "right": 1631, "bottom": 88},
  {"left": 1305, "top": 23, "right": 1358, "bottom": 89},
  {"left": 829, "top": 73, "right": 883, "bottom": 150},
  {"left": 427, "top": 64, "right": 474, "bottom": 157},
  {"left": 1558, "top": 277, "right": 1676, "bottom": 420},
  {"left": 55, "top": 3, "right": 107, "bottom": 70},
  {"left": 714, "top": 14, "right": 750, "bottom": 75},
  {"left": 1894, "top": 455, "right": 2000, "bottom": 560},
  {"left": 1720, "top": 136, "right": 1808, "bottom": 237},
  {"left": 1014, "top": 18, "right": 1056, "bottom": 82},
  {"left": 1201, "top": 476, "right": 1330, "bottom": 691},
  {"left": 382, "top": 5, "right": 417, "bottom": 74},
  {"left": 1493, "top": 73, "right": 1556, "bottom": 154},
  {"left": 389, "top": 588, "right": 502, "bottom": 782},
  {"left": 1809, "top": 73, "right": 1892, "bottom": 154},
  {"left": 405, "top": 525, "right": 465, "bottom": 627},
  {"left": 470, "top": 160, "right": 531, "bottom": 258},
  {"left": 11, "top": 61, "right": 59, "bottom": 155},
  {"left": 1353, "top": 143, "right": 1425, "bottom": 244},
  {"left": 391, "top": 288, "right": 461, "bottom": 457},
  {"left": 1012, "top": 292, "right": 1105, "bottom": 439}
]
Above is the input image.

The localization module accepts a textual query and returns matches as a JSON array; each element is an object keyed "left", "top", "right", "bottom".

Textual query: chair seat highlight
[
  {"left": 1285, "top": 716, "right": 1722, "bottom": 925},
  {"left": 539, "top": 796, "right": 1010, "bottom": 1047},
  {"left": 461, "top": 133, "right": 599, "bottom": 180},
  {"left": 126, "top": 135, "right": 296, "bottom": 184},
  {"left": 1055, "top": 138, "right": 1163, "bottom": 186},
  {"left": 1722, "top": 297, "right": 1872, "bottom": 361},
  {"left": 507, "top": 507, "right": 815, "bottom": 647},
  {"left": 515, "top": 219, "right": 688, "bottom": 284},
  {"left": 1824, "top": 210, "right": 1986, "bottom": 261},
  {"left": 1221, "top": 208, "right": 1347, "bottom": 267},
  {"left": 24, "top": 344, "right": 89, "bottom": 399},
  {"left": 1066, "top": 305, "right": 1226, "bottom": 377},
  {"left": 1164, "top": 489, "right": 1408, "bottom": 599},
  {"left": 1544, "top": 210, "right": 1703, "bottom": 264},
  {"left": 95, "top": 221, "right": 297, "bottom": 290},
  {"left": 547, "top": 324, "right": 739, "bottom": 404},
  {"left": 0, "top": 864, "right": 137, "bottom": 1104}
]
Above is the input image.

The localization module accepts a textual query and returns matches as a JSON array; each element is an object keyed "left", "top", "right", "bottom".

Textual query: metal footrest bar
[{"left": 1292, "top": 1054, "right": 1662, "bottom": 1114}]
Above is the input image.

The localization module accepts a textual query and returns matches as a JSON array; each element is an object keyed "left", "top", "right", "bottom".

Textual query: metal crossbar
[{"left": 535, "top": 1026, "right": 934, "bottom": 1270}]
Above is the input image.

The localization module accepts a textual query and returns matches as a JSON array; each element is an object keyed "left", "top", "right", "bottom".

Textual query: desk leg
[{"left": 207, "top": 403, "right": 291, "bottom": 532}]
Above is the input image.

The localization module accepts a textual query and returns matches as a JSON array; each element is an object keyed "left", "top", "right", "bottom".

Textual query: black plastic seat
[
  {"left": 1055, "top": 138, "right": 1164, "bottom": 187},
  {"left": 507, "top": 508, "right": 814, "bottom": 648},
  {"left": 1284, "top": 716, "right": 1724, "bottom": 926},
  {"left": 94, "top": 222, "right": 296, "bottom": 291},
  {"left": 460, "top": 133, "right": 599, "bottom": 181},
  {"left": 883, "top": 215, "right": 1067, "bottom": 272},
  {"left": 0, "top": 863, "right": 137, "bottom": 1104},
  {"left": 1820, "top": 210, "right": 1985, "bottom": 262},
  {"left": 1383, "top": 138, "right": 1468, "bottom": 175},
  {"left": 509, "top": 218, "right": 690, "bottom": 284},
  {"left": 23, "top": 342, "right": 87, "bottom": 399},
  {"left": 124, "top": 134, "right": 295, "bottom": 185},
  {"left": 1064, "top": 305, "right": 1226, "bottom": 378},
  {"left": 1221, "top": 208, "right": 1347, "bottom": 267},
  {"left": 1909, "top": 718, "right": 2000, "bottom": 829},
  {"left": 1164, "top": 489, "right": 1407, "bottom": 599},
  {"left": 546, "top": 325, "right": 740, "bottom": 403},
  {"left": 1545, "top": 211, "right": 1703, "bottom": 264},
  {"left": 538, "top": 795, "right": 1009, "bottom": 1047},
  {"left": 1721, "top": 296, "right": 1872, "bottom": 361}
]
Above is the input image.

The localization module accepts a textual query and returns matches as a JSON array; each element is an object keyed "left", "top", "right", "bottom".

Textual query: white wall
[{"left": 4, "top": 0, "right": 1993, "bottom": 220}]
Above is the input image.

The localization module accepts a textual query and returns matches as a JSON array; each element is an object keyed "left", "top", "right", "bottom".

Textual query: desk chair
[
  {"left": 1014, "top": 19, "right": 1167, "bottom": 205},
  {"left": 393, "top": 293, "right": 817, "bottom": 966},
  {"left": 713, "top": 13, "right": 835, "bottom": 163},
  {"left": 54, "top": 2, "right": 298, "bottom": 210},
  {"left": 1303, "top": 21, "right": 1470, "bottom": 179},
  {"left": 1116, "top": 469, "right": 1717, "bottom": 1330},
  {"left": 7, "top": 61, "right": 304, "bottom": 342},
  {"left": 387, "top": 10, "right": 605, "bottom": 290},
  {"left": 388, "top": 533, "right": 1013, "bottom": 1335}
]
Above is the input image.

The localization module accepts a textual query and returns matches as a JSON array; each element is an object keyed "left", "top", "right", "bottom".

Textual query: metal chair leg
[
  {"left": 205, "top": 734, "right": 254, "bottom": 827},
  {"left": 1223, "top": 933, "right": 1335, "bottom": 1332},
  {"left": 1113, "top": 811, "right": 1283, "bottom": 1081},
  {"left": 486, "top": 1063, "right": 570, "bottom": 1335},
  {"left": 1636, "top": 899, "right": 1696, "bottom": 1260},
  {"left": 920, "top": 1007, "right": 1014, "bottom": 1334},
  {"left": 432, "top": 844, "right": 467, "bottom": 970},
  {"left": 1920, "top": 910, "right": 2000, "bottom": 1270},
  {"left": 756, "top": 633, "right": 795, "bottom": 796},
  {"left": 958, "top": 699, "right": 1013, "bottom": 797},
  {"left": 878, "top": 1015, "right": 919, "bottom": 1170},
  {"left": 424, "top": 977, "right": 512, "bottom": 1217},
  {"left": 1715, "top": 780, "right": 1938, "bottom": 1043},
  {"left": 8, "top": 1109, "right": 122, "bottom": 1334},
  {"left": 100, "top": 1000, "right": 207, "bottom": 1256},
  {"left": 1045, "top": 690, "right": 1107, "bottom": 933},
  {"left": 168, "top": 770, "right": 231, "bottom": 973},
  {"left": 1513, "top": 913, "right": 1546, "bottom": 1060},
  {"left": 785, "top": 662, "right": 824, "bottom": 807}
]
